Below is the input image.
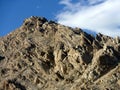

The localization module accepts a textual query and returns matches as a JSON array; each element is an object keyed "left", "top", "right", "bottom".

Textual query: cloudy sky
[{"left": 0, "top": 0, "right": 120, "bottom": 37}]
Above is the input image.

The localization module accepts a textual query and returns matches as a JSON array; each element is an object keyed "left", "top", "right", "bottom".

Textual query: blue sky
[
  {"left": 0, "top": 0, "right": 62, "bottom": 36},
  {"left": 0, "top": 0, "right": 120, "bottom": 37}
]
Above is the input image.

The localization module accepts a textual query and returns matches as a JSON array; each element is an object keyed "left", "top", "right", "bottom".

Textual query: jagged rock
[{"left": 0, "top": 16, "right": 120, "bottom": 90}]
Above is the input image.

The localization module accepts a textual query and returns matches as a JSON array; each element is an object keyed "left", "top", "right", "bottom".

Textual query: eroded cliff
[{"left": 0, "top": 16, "right": 120, "bottom": 90}]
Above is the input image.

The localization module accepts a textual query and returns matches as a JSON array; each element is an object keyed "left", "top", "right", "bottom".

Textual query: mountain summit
[{"left": 0, "top": 16, "right": 120, "bottom": 90}]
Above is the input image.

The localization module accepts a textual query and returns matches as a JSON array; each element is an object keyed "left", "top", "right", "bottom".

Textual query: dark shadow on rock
[
  {"left": 0, "top": 56, "right": 5, "bottom": 61},
  {"left": 8, "top": 79, "right": 26, "bottom": 90}
]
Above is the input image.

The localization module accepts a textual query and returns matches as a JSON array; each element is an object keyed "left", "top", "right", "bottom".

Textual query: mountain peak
[{"left": 0, "top": 16, "right": 120, "bottom": 90}]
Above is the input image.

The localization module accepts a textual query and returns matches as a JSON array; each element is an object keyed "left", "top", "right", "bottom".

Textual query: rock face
[{"left": 0, "top": 16, "right": 120, "bottom": 90}]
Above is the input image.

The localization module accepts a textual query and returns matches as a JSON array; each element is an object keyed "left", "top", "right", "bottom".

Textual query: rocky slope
[{"left": 0, "top": 16, "right": 120, "bottom": 90}]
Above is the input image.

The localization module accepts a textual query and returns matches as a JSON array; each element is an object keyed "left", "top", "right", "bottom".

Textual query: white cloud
[{"left": 56, "top": 0, "right": 120, "bottom": 37}]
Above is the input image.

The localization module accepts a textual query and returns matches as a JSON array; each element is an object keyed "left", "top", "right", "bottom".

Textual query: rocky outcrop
[{"left": 0, "top": 16, "right": 120, "bottom": 90}]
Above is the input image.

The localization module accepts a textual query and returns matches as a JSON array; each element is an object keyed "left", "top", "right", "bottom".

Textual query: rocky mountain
[{"left": 0, "top": 16, "right": 120, "bottom": 90}]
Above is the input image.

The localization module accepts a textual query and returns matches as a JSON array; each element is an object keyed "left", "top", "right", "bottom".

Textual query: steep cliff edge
[{"left": 0, "top": 16, "right": 120, "bottom": 90}]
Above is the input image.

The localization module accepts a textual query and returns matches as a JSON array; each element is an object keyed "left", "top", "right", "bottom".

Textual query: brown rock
[{"left": 0, "top": 16, "right": 120, "bottom": 90}]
